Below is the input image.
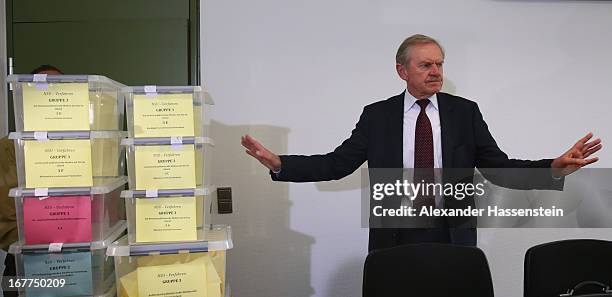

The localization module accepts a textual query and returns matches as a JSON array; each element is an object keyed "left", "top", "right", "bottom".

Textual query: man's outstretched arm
[{"left": 241, "top": 107, "right": 371, "bottom": 182}]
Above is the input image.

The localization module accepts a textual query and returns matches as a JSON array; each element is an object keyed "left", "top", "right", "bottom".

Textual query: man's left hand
[{"left": 551, "top": 132, "right": 602, "bottom": 177}]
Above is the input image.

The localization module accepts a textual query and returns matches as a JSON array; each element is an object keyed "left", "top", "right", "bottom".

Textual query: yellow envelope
[
  {"left": 24, "top": 139, "right": 93, "bottom": 188},
  {"left": 134, "top": 145, "right": 196, "bottom": 190},
  {"left": 205, "top": 255, "right": 222, "bottom": 297},
  {"left": 135, "top": 197, "right": 197, "bottom": 243},
  {"left": 132, "top": 252, "right": 225, "bottom": 297},
  {"left": 22, "top": 82, "right": 90, "bottom": 131},
  {"left": 210, "top": 250, "right": 226, "bottom": 284},
  {"left": 136, "top": 254, "right": 207, "bottom": 297},
  {"left": 119, "top": 270, "right": 140, "bottom": 297},
  {"left": 133, "top": 93, "right": 195, "bottom": 138}
]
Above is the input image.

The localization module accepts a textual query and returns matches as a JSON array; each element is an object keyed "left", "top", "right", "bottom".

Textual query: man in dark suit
[{"left": 241, "top": 34, "right": 602, "bottom": 252}]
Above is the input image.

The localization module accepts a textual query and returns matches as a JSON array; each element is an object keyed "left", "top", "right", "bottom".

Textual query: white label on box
[
  {"left": 145, "top": 189, "right": 158, "bottom": 198},
  {"left": 33, "top": 131, "right": 48, "bottom": 141},
  {"left": 144, "top": 85, "right": 157, "bottom": 97},
  {"left": 33, "top": 74, "right": 47, "bottom": 82},
  {"left": 170, "top": 136, "right": 183, "bottom": 145},
  {"left": 34, "top": 188, "right": 49, "bottom": 197},
  {"left": 48, "top": 242, "right": 63, "bottom": 253}
]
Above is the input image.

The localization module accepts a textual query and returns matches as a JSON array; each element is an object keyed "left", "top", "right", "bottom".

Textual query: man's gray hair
[{"left": 396, "top": 34, "right": 445, "bottom": 65}]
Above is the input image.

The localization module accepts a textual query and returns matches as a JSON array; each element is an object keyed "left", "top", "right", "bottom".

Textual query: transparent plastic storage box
[
  {"left": 7, "top": 74, "right": 125, "bottom": 132},
  {"left": 10, "top": 177, "right": 127, "bottom": 245},
  {"left": 122, "top": 136, "right": 213, "bottom": 190},
  {"left": 122, "top": 85, "right": 213, "bottom": 138},
  {"left": 10, "top": 131, "right": 126, "bottom": 188},
  {"left": 8, "top": 222, "right": 126, "bottom": 297},
  {"left": 121, "top": 187, "right": 214, "bottom": 244},
  {"left": 107, "top": 225, "right": 232, "bottom": 297}
]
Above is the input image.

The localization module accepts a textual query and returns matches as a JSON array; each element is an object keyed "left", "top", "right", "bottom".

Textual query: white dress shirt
[
  {"left": 402, "top": 91, "right": 444, "bottom": 207},
  {"left": 403, "top": 91, "right": 443, "bottom": 169}
]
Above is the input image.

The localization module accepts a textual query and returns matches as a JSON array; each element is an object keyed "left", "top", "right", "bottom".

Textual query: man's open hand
[
  {"left": 551, "top": 132, "right": 602, "bottom": 177},
  {"left": 241, "top": 134, "right": 282, "bottom": 172}
]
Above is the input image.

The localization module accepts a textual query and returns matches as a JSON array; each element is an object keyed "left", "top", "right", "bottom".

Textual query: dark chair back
[
  {"left": 363, "top": 243, "right": 494, "bottom": 297},
  {"left": 524, "top": 239, "right": 612, "bottom": 297}
]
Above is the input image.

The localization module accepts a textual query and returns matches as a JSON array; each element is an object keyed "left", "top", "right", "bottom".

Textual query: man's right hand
[{"left": 241, "top": 134, "right": 282, "bottom": 172}]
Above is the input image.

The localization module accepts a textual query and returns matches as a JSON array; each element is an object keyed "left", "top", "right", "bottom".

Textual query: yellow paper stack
[
  {"left": 6, "top": 74, "right": 128, "bottom": 297},
  {"left": 107, "top": 223, "right": 232, "bottom": 297},
  {"left": 7, "top": 75, "right": 127, "bottom": 189},
  {"left": 120, "top": 86, "right": 215, "bottom": 245},
  {"left": 107, "top": 86, "right": 231, "bottom": 297},
  {"left": 117, "top": 248, "right": 226, "bottom": 297}
]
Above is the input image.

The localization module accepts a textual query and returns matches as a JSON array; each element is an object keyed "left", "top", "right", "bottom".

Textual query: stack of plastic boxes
[
  {"left": 107, "top": 86, "right": 232, "bottom": 297},
  {"left": 6, "top": 74, "right": 128, "bottom": 297}
]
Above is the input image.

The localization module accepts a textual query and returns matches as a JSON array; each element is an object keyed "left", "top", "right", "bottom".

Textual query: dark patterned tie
[{"left": 414, "top": 99, "right": 435, "bottom": 209}]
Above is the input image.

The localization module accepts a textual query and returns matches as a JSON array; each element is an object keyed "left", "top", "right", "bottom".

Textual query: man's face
[{"left": 396, "top": 43, "right": 444, "bottom": 99}]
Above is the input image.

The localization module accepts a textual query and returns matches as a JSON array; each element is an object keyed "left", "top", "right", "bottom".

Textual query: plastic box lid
[
  {"left": 121, "top": 136, "right": 214, "bottom": 146},
  {"left": 121, "top": 187, "right": 213, "bottom": 198},
  {"left": 7, "top": 74, "right": 125, "bottom": 89},
  {"left": 121, "top": 85, "right": 214, "bottom": 105},
  {"left": 9, "top": 131, "right": 126, "bottom": 140},
  {"left": 10, "top": 176, "right": 127, "bottom": 198},
  {"left": 107, "top": 225, "right": 232, "bottom": 256},
  {"left": 9, "top": 221, "right": 126, "bottom": 254}
]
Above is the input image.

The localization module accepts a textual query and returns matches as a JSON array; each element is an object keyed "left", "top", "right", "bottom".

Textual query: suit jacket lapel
[
  {"left": 387, "top": 93, "right": 404, "bottom": 168},
  {"left": 437, "top": 92, "right": 456, "bottom": 168}
]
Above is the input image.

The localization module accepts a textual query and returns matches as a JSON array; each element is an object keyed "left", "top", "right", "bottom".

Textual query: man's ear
[{"left": 396, "top": 63, "right": 408, "bottom": 81}]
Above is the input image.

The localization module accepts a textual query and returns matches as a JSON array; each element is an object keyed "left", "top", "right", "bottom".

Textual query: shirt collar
[{"left": 404, "top": 90, "right": 439, "bottom": 112}]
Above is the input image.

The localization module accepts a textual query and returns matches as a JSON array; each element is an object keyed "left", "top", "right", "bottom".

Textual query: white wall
[{"left": 201, "top": 0, "right": 612, "bottom": 296}]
